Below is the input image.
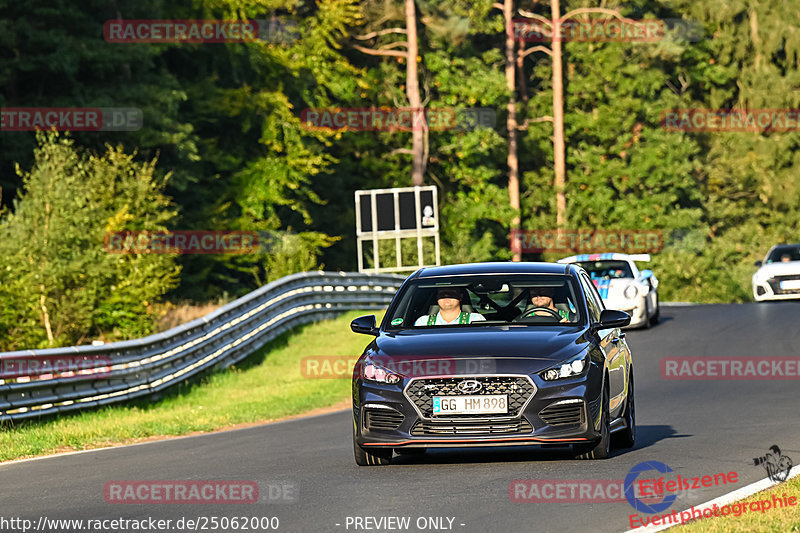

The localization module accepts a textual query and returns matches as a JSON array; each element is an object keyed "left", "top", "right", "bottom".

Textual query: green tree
[{"left": 0, "top": 134, "right": 179, "bottom": 349}]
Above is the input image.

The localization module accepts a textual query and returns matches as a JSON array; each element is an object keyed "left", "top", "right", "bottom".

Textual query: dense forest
[{"left": 1, "top": 0, "right": 799, "bottom": 349}]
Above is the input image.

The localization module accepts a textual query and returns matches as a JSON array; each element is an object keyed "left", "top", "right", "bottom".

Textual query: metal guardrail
[{"left": 0, "top": 271, "right": 406, "bottom": 422}]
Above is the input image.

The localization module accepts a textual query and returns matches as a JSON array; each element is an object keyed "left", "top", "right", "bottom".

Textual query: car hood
[
  {"left": 754, "top": 262, "right": 800, "bottom": 279},
  {"left": 368, "top": 327, "right": 590, "bottom": 377}
]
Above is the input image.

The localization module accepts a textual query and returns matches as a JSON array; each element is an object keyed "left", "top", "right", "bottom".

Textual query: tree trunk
[
  {"left": 40, "top": 285, "right": 54, "bottom": 345},
  {"left": 504, "top": 0, "right": 521, "bottom": 261},
  {"left": 405, "top": 0, "right": 425, "bottom": 186},
  {"left": 551, "top": 0, "right": 567, "bottom": 229}
]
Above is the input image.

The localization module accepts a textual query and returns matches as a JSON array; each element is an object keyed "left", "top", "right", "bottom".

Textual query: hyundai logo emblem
[{"left": 457, "top": 379, "right": 482, "bottom": 394}]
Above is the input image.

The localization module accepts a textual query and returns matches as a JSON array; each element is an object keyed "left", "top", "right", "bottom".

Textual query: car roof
[{"left": 412, "top": 262, "right": 574, "bottom": 278}]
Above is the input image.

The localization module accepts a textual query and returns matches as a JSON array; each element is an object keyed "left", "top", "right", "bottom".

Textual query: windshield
[
  {"left": 385, "top": 274, "right": 583, "bottom": 329},
  {"left": 574, "top": 260, "right": 634, "bottom": 280},
  {"left": 766, "top": 246, "right": 800, "bottom": 264}
]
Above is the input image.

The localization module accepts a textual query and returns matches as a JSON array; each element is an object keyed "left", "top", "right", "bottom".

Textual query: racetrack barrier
[{"left": 0, "top": 271, "right": 405, "bottom": 422}]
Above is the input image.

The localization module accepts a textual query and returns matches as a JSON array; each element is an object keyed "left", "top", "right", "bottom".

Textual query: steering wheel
[{"left": 517, "top": 307, "right": 562, "bottom": 321}]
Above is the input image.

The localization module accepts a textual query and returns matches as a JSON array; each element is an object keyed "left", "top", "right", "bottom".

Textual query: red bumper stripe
[{"left": 363, "top": 437, "right": 589, "bottom": 446}]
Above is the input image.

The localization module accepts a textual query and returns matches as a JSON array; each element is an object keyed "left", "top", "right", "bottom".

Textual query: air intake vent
[
  {"left": 411, "top": 418, "right": 533, "bottom": 436},
  {"left": 365, "top": 408, "right": 404, "bottom": 430},
  {"left": 539, "top": 401, "right": 585, "bottom": 426}
]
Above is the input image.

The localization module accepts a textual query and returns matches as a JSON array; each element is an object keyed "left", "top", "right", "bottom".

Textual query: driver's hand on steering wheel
[{"left": 531, "top": 309, "right": 568, "bottom": 322}]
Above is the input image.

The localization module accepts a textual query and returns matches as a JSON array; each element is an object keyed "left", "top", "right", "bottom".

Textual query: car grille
[
  {"left": 539, "top": 401, "right": 585, "bottom": 426},
  {"left": 411, "top": 418, "right": 533, "bottom": 436},
  {"left": 768, "top": 275, "right": 800, "bottom": 295},
  {"left": 364, "top": 408, "right": 404, "bottom": 430},
  {"left": 404, "top": 376, "right": 535, "bottom": 419}
]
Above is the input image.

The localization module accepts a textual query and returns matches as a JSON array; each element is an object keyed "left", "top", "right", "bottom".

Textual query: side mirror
[
  {"left": 351, "top": 315, "right": 379, "bottom": 336},
  {"left": 754, "top": 260, "right": 763, "bottom": 267},
  {"left": 597, "top": 309, "right": 631, "bottom": 329},
  {"left": 640, "top": 269, "right": 654, "bottom": 280}
]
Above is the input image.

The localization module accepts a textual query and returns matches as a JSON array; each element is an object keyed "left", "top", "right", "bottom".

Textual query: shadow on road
[
  {"left": 631, "top": 424, "right": 691, "bottom": 450},
  {"left": 391, "top": 446, "right": 577, "bottom": 465}
]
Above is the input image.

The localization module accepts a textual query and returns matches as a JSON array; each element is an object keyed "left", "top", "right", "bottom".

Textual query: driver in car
[
  {"left": 414, "top": 287, "right": 486, "bottom": 326},
  {"left": 522, "top": 287, "right": 570, "bottom": 322}
]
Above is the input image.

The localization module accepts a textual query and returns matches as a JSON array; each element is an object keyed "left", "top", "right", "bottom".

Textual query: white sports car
[
  {"left": 558, "top": 253, "right": 659, "bottom": 329},
  {"left": 752, "top": 244, "right": 800, "bottom": 302}
]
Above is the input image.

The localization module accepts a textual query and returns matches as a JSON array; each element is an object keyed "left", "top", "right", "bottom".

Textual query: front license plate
[
  {"left": 432, "top": 395, "right": 508, "bottom": 415},
  {"left": 780, "top": 280, "right": 800, "bottom": 290}
]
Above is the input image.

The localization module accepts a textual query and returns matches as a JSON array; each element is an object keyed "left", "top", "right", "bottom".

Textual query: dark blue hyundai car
[{"left": 350, "top": 262, "right": 635, "bottom": 466}]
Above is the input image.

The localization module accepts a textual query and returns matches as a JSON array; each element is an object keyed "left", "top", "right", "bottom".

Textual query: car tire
[
  {"left": 395, "top": 448, "right": 426, "bottom": 456},
  {"left": 613, "top": 370, "right": 635, "bottom": 449},
  {"left": 642, "top": 298, "right": 652, "bottom": 329},
  {"left": 353, "top": 428, "right": 392, "bottom": 466},
  {"left": 575, "top": 385, "right": 610, "bottom": 460},
  {"left": 650, "top": 293, "right": 660, "bottom": 325}
]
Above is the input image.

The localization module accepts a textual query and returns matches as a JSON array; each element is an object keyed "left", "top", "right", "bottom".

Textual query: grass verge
[{"left": 0, "top": 309, "right": 382, "bottom": 463}]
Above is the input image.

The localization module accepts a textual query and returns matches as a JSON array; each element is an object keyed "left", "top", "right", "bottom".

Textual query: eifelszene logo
[{"left": 625, "top": 461, "right": 677, "bottom": 514}]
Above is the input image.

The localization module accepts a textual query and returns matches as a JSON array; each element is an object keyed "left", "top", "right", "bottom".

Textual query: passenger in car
[{"left": 414, "top": 287, "right": 486, "bottom": 326}]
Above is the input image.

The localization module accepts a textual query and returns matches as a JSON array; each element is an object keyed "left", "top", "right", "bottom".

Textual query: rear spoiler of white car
[{"left": 558, "top": 253, "right": 651, "bottom": 263}]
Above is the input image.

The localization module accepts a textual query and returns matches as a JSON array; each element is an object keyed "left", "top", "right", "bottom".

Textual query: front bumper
[
  {"left": 753, "top": 278, "right": 800, "bottom": 301},
  {"left": 353, "top": 371, "right": 604, "bottom": 449}
]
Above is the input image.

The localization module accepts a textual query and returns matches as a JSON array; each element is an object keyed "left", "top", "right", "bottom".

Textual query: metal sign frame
[{"left": 355, "top": 185, "right": 440, "bottom": 273}]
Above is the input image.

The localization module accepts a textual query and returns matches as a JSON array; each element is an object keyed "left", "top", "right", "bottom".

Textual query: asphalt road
[{"left": 2, "top": 302, "right": 800, "bottom": 533}]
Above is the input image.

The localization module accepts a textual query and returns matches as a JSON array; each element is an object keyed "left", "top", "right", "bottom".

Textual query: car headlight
[
  {"left": 753, "top": 271, "right": 769, "bottom": 283},
  {"left": 623, "top": 284, "right": 639, "bottom": 299},
  {"left": 361, "top": 360, "right": 401, "bottom": 384},
  {"left": 541, "top": 353, "right": 589, "bottom": 381}
]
